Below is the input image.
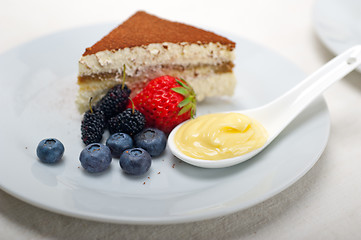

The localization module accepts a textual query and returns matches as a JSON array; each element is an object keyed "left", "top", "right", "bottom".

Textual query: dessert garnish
[
  {"left": 134, "top": 128, "right": 167, "bottom": 157},
  {"left": 81, "top": 97, "right": 106, "bottom": 145},
  {"left": 130, "top": 75, "right": 196, "bottom": 134},
  {"left": 79, "top": 143, "right": 112, "bottom": 173},
  {"left": 106, "top": 132, "right": 134, "bottom": 158},
  {"left": 95, "top": 65, "right": 130, "bottom": 120},
  {"left": 36, "top": 138, "right": 65, "bottom": 163},
  {"left": 108, "top": 98, "right": 146, "bottom": 135},
  {"left": 119, "top": 148, "right": 152, "bottom": 176}
]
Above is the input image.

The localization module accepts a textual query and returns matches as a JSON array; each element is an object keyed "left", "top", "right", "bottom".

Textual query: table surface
[{"left": 1, "top": 0, "right": 361, "bottom": 239}]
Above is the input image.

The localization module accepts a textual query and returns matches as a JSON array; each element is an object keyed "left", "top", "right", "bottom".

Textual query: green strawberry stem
[{"left": 171, "top": 79, "right": 196, "bottom": 118}]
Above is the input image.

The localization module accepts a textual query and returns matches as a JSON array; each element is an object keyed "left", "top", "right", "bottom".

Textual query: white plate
[
  {"left": 0, "top": 24, "right": 330, "bottom": 224},
  {"left": 313, "top": 0, "right": 361, "bottom": 71}
]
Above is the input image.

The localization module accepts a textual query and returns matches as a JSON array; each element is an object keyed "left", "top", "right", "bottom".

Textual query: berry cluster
[
  {"left": 81, "top": 84, "right": 145, "bottom": 146},
  {"left": 78, "top": 75, "right": 196, "bottom": 175},
  {"left": 38, "top": 75, "right": 195, "bottom": 177},
  {"left": 111, "top": 128, "right": 166, "bottom": 175},
  {"left": 79, "top": 75, "right": 166, "bottom": 175},
  {"left": 79, "top": 128, "right": 167, "bottom": 175}
]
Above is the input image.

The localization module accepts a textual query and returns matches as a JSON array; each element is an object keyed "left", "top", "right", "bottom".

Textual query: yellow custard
[{"left": 174, "top": 112, "right": 268, "bottom": 160}]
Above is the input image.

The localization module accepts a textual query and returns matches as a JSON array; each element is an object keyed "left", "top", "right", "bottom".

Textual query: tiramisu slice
[{"left": 77, "top": 11, "right": 236, "bottom": 113}]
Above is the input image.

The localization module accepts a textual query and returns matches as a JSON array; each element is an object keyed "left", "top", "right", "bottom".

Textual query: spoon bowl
[{"left": 168, "top": 45, "right": 361, "bottom": 168}]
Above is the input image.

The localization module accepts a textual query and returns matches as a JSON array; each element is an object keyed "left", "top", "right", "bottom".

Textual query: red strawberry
[{"left": 129, "top": 75, "right": 196, "bottom": 134}]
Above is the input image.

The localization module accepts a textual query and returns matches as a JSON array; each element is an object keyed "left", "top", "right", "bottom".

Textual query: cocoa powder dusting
[{"left": 83, "top": 11, "right": 235, "bottom": 56}]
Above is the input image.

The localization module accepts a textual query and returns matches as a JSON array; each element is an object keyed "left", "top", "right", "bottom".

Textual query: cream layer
[
  {"left": 76, "top": 70, "right": 236, "bottom": 113},
  {"left": 79, "top": 42, "right": 235, "bottom": 77}
]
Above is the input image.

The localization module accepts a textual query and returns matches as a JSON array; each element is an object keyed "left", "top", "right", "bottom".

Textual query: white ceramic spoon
[{"left": 168, "top": 45, "right": 361, "bottom": 168}]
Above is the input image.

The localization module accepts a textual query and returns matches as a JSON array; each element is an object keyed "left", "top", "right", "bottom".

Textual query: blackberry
[
  {"left": 81, "top": 106, "right": 106, "bottom": 145},
  {"left": 96, "top": 84, "right": 131, "bottom": 120},
  {"left": 108, "top": 108, "right": 145, "bottom": 136}
]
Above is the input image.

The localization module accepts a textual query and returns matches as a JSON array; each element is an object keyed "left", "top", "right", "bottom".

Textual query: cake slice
[{"left": 77, "top": 11, "right": 236, "bottom": 113}]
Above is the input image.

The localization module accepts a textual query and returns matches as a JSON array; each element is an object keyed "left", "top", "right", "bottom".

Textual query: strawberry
[{"left": 129, "top": 75, "right": 196, "bottom": 134}]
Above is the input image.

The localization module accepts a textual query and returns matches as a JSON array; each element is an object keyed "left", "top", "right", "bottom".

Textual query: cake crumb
[
  {"left": 147, "top": 177, "right": 150, "bottom": 179},
  {"left": 143, "top": 182, "right": 146, "bottom": 185},
  {"left": 157, "top": 172, "right": 161, "bottom": 174},
  {"left": 172, "top": 164, "right": 175, "bottom": 168}
]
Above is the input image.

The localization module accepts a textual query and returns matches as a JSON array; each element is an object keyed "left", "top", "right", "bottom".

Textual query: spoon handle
[{"left": 259, "top": 45, "right": 361, "bottom": 137}]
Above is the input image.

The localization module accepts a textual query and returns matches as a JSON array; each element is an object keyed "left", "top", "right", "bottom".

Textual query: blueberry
[
  {"left": 106, "top": 132, "right": 133, "bottom": 157},
  {"left": 134, "top": 128, "right": 167, "bottom": 157},
  {"left": 119, "top": 148, "right": 151, "bottom": 175},
  {"left": 79, "top": 143, "right": 112, "bottom": 173},
  {"left": 36, "top": 138, "right": 64, "bottom": 163}
]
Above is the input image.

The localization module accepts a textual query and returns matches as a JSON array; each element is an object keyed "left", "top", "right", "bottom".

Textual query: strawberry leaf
[
  {"left": 178, "top": 97, "right": 191, "bottom": 107},
  {"left": 171, "top": 87, "right": 189, "bottom": 97},
  {"left": 178, "top": 103, "right": 192, "bottom": 116},
  {"left": 176, "top": 79, "right": 186, "bottom": 87},
  {"left": 173, "top": 78, "right": 197, "bottom": 118},
  {"left": 177, "top": 79, "right": 192, "bottom": 91}
]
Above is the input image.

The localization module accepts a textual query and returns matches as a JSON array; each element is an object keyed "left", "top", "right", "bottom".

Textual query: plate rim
[{"left": 312, "top": 0, "right": 361, "bottom": 56}]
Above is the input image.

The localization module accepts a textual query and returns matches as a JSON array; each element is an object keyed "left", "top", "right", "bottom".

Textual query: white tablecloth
[{"left": 1, "top": 0, "right": 361, "bottom": 239}]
